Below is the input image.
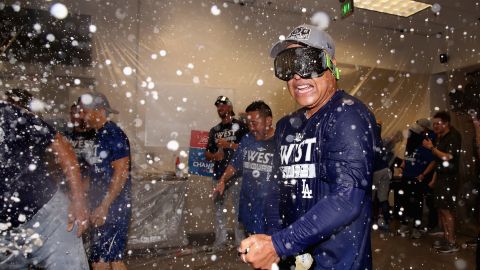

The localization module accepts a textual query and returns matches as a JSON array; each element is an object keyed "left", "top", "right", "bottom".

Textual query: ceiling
[
  {"left": 3, "top": 0, "right": 479, "bottom": 74},
  {"left": 231, "top": 0, "right": 480, "bottom": 73}
]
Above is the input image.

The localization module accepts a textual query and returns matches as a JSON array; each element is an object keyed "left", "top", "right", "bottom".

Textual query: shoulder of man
[{"left": 103, "top": 121, "right": 129, "bottom": 141}]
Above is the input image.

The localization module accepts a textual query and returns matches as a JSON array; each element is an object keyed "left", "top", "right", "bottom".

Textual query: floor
[{"left": 125, "top": 226, "right": 477, "bottom": 270}]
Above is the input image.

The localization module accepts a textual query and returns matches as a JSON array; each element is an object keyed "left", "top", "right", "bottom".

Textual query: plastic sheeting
[{"left": 127, "top": 178, "right": 188, "bottom": 249}]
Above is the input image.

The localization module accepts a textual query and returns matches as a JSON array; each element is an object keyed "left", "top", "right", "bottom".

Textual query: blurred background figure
[
  {"left": 372, "top": 121, "right": 393, "bottom": 231},
  {"left": 423, "top": 111, "right": 462, "bottom": 253},
  {"left": 78, "top": 92, "right": 132, "bottom": 270},
  {"left": 1, "top": 94, "right": 89, "bottom": 269},
  {"left": 205, "top": 96, "right": 248, "bottom": 250},
  {"left": 397, "top": 118, "right": 436, "bottom": 239},
  {"left": 213, "top": 101, "right": 276, "bottom": 236}
]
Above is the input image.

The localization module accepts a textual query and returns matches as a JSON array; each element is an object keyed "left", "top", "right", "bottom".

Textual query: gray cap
[
  {"left": 78, "top": 92, "right": 119, "bottom": 114},
  {"left": 214, "top": 95, "right": 232, "bottom": 106},
  {"left": 270, "top": 24, "right": 335, "bottom": 58},
  {"left": 416, "top": 118, "right": 431, "bottom": 129}
]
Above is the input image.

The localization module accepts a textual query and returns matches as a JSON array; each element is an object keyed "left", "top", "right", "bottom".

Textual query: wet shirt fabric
[
  {"left": 403, "top": 131, "right": 435, "bottom": 178},
  {"left": 206, "top": 119, "right": 248, "bottom": 180},
  {"left": 86, "top": 121, "right": 132, "bottom": 262},
  {"left": 64, "top": 128, "right": 96, "bottom": 178},
  {"left": 433, "top": 128, "right": 462, "bottom": 175},
  {"left": 230, "top": 133, "right": 275, "bottom": 234},
  {"left": 0, "top": 102, "right": 57, "bottom": 229},
  {"left": 268, "top": 90, "right": 376, "bottom": 270}
]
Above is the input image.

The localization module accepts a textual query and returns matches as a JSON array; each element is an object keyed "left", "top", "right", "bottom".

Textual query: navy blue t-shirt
[
  {"left": 230, "top": 133, "right": 275, "bottom": 234},
  {"left": 403, "top": 130, "right": 435, "bottom": 178},
  {"left": 86, "top": 121, "right": 131, "bottom": 214},
  {"left": 0, "top": 102, "right": 57, "bottom": 228},
  {"left": 206, "top": 119, "right": 248, "bottom": 180},
  {"left": 269, "top": 90, "right": 375, "bottom": 269},
  {"left": 64, "top": 128, "right": 96, "bottom": 178}
]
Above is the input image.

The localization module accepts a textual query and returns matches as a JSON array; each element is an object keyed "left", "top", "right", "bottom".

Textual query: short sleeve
[{"left": 109, "top": 128, "right": 130, "bottom": 161}]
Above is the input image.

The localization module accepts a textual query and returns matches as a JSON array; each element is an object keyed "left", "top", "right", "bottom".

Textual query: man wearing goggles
[{"left": 239, "top": 24, "right": 378, "bottom": 270}]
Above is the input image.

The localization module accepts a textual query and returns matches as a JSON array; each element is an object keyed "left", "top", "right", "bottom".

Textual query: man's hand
[
  {"left": 67, "top": 201, "right": 89, "bottom": 237},
  {"left": 239, "top": 234, "right": 280, "bottom": 270},
  {"left": 90, "top": 203, "right": 109, "bottom": 227},
  {"left": 214, "top": 151, "right": 225, "bottom": 161},
  {"left": 217, "top": 138, "right": 231, "bottom": 149},
  {"left": 213, "top": 180, "right": 226, "bottom": 196},
  {"left": 422, "top": 138, "right": 433, "bottom": 150}
]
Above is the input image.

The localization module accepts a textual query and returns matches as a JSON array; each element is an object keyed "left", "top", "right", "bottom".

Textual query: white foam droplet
[
  {"left": 211, "top": 5, "right": 221, "bottom": 16},
  {"left": 29, "top": 99, "right": 46, "bottom": 112},
  {"left": 123, "top": 66, "right": 133, "bottom": 76},
  {"left": 50, "top": 3, "right": 68, "bottom": 19},
  {"left": 431, "top": 3, "right": 441, "bottom": 13},
  {"left": 167, "top": 140, "right": 180, "bottom": 151},
  {"left": 18, "top": 214, "right": 26, "bottom": 222},
  {"left": 28, "top": 164, "right": 37, "bottom": 171},
  {"left": 81, "top": 94, "right": 93, "bottom": 105},
  {"left": 310, "top": 11, "right": 330, "bottom": 30},
  {"left": 46, "top": 34, "right": 55, "bottom": 42},
  {"left": 99, "top": 151, "right": 108, "bottom": 159}
]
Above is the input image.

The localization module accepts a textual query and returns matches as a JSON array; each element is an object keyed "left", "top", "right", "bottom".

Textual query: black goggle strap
[{"left": 324, "top": 52, "right": 340, "bottom": 80}]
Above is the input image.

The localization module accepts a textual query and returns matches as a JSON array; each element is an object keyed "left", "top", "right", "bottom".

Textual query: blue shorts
[{"left": 89, "top": 202, "right": 131, "bottom": 262}]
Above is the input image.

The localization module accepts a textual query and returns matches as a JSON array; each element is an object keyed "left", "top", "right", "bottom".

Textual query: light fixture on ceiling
[{"left": 354, "top": 0, "right": 431, "bottom": 17}]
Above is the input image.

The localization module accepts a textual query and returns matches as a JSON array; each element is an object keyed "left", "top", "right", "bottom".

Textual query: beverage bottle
[{"left": 175, "top": 156, "right": 182, "bottom": 177}]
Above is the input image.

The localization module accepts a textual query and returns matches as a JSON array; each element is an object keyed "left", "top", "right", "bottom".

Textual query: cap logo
[{"left": 287, "top": 26, "right": 311, "bottom": 40}]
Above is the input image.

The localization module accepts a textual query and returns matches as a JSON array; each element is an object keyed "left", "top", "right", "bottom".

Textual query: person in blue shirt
[
  {"left": 0, "top": 97, "right": 89, "bottom": 269},
  {"left": 397, "top": 119, "right": 435, "bottom": 239},
  {"left": 64, "top": 103, "right": 96, "bottom": 189},
  {"left": 213, "top": 101, "right": 276, "bottom": 236},
  {"left": 239, "top": 24, "right": 377, "bottom": 270},
  {"left": 205, "top": 96, "right": 249, "bottom": 249},
  {"left": 78, "top": 92, "right": 131, "bottom": 270}
]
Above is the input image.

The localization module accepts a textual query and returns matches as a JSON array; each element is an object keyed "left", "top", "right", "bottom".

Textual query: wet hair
[
  {"left": 433, "top": 111, "right": 451, "bottom": 124},
  {"left": 245, "top": 100, "right": 272, "bottom": 118},
  {"left": 6, "top": 88, "right": 33, "bottom": 110}
]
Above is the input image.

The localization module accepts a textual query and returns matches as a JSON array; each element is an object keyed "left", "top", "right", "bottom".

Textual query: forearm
[
  {"left": 51, "top": 134, "right": 85, "bottom": 202},
  {"left": 101, "top": 158, "right": 129, "bottom": 208},
  {"left": 421, "top": 161, "right": 436, "bottom": 176},
  {"left": 219, "top": 165, "right": 236, "bottom": 184},
  {"left": 101, "top": 175, "right": 128, "bottom": 208},
  {"left": 430, "top": 146, "right": 452, "bottom": 161}
]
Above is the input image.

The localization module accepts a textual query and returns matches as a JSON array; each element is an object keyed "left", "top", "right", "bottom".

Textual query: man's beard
[{"left": 218, "top": 111, "right": 231, "bottom": 119}]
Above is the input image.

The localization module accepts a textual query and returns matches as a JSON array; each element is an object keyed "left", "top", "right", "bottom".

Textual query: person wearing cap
[
  {"left": 78, "top": 93, "right": 132, "bottom": 269},
  {"left": 397, "top": 119, "right": 436, "bottom": 239},
  {"left": 422, "top": 111, "right": 462, "bottom": 253},
  {"left": 239, "top": 24, "right": 378, "bottom": 269},
  {"left": 0, "top": 98, "right": 89, "bottom": 268},
  {"left": 63, "top": 103, "right": 96, "bottom": 194},
  {"left": 206, "top": 96, "right": 249, "bottom": 249}
]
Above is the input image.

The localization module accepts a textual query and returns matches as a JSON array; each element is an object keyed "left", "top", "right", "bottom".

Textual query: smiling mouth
[{"left": 296, "top": 84, "right": 313, "bottom": 94}]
